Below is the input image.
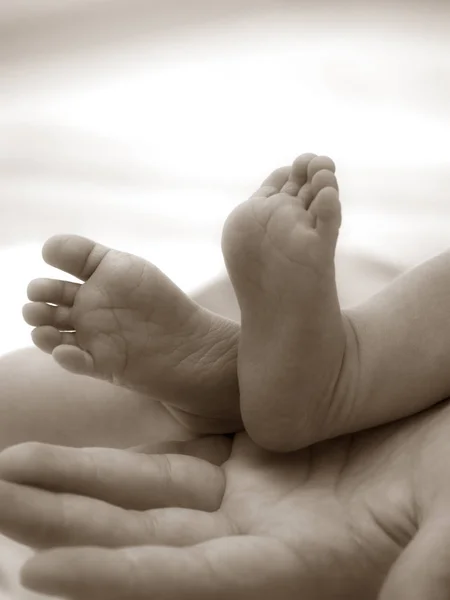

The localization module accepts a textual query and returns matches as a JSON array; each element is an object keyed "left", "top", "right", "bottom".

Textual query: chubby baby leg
[{"left": 222, "top": 153, "right": 450, "bottom": 451}]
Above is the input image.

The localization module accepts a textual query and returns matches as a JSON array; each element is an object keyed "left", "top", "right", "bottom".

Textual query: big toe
[{"left": 42, "top": 235, "right": 110, "bottom": 282}]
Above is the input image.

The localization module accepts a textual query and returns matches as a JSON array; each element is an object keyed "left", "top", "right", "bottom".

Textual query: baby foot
[
  {"left": 23, "top": 235, "right": 241, "bottom": 433},
  {"left": 222, "top": 153, "right": 356, "bottom": 451}
]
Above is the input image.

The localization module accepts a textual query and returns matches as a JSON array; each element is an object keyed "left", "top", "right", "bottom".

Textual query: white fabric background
[{"left": 0, "top": 1, "right": 449, "bottom": 598}]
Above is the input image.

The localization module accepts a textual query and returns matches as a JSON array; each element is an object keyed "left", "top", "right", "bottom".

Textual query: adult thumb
[{"left": 379, "top": 514, "right": 450, "bottom": 600}]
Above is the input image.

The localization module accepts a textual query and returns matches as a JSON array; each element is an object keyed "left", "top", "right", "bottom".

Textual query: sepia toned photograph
[{"left": 0, "top": 1, "right": 449, "bottom": 598}]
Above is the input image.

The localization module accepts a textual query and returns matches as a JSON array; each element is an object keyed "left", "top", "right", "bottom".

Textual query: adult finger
[
  {"left": 0, "top": 441, "right": 226, "bottom": 510},
  {"left": 0, "top": 479, "right": 231, "bottom": 550},
  {"left": 21, "top": 537, "right": 302, "bottom": 600},
  {"left": 129, "top": 433, "right": 233, "bottom": 466},
  {"left": 379, "top": 512, "right": 450, "bottom": 599}
]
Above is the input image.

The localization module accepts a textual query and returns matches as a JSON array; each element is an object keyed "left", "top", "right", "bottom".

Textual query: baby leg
[
  {"left": 222, "top": 152, "right": 450, "bottom": 451},
  {"left": 0, "top": 347, "right": 187, "bottom": 451},
  {"left": 346, "top": 249, "right": 450, "bottom": 433}
]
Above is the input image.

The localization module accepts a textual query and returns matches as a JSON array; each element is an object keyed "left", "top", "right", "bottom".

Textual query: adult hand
[{"left": 1, "top": 401, "right": 450, "bottom": 599}]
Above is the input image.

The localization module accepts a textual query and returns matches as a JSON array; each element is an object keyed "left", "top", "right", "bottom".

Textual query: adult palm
[{"left": 0, "top": 401, "right": 448, "bottom": 600}]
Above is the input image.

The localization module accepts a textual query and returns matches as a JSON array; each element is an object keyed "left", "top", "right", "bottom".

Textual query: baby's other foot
[
  {"left": 23, "top": 235, "right": 240, "bottom": 433},
  {"left": 222, "top": 154, "right": 357, "bottom": 451}
]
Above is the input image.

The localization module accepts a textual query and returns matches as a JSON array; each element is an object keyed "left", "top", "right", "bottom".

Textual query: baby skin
[
  {"left": 22, "top": 239, "right": 242, "bottom": 435},
  {"left": 23, "top": 154, "right": 450, "bottom": 451}
]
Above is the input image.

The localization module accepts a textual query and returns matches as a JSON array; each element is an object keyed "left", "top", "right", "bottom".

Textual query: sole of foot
[
  {"left": 22, "top": 235, "right": 241, "bottom": 433},
  {"left": 222, "top": 153, "right": 353, "bottom": 452}
]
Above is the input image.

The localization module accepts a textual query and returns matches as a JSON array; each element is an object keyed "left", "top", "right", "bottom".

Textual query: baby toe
[
  {"left": 27, "top": 279, "right": 80, "bottom": 306},
  {"left": 31, "top": 327, "right": 77, "bottom": 354},
  {"left": 282, "top": 153, "right": 317, "bottom": 195},
  {"left": 23, "top": 303, "right": 74, "bottom": 330},
  {"left": 252, "top": 166, "right": 291, "bottom": 199},
  {"left": 52, "top": 346, "right": 95, "bottom": 377}
]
